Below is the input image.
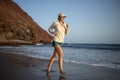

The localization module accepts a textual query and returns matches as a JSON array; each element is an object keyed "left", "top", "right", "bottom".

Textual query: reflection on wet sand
[{"left": 47, "top": 72, "right": 66, "bottom": 80}]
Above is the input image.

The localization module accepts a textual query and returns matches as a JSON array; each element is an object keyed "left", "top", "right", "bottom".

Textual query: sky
[{"left": 14, "top": 0, "right": 120, "bottom": 44}]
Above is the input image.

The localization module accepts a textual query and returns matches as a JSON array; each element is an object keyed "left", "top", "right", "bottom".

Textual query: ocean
[{"left": 0, "top": 43, "right": 120, "bottom": 70}]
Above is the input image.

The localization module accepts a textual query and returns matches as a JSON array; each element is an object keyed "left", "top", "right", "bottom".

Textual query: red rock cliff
[{"left": 0, "top": 0, "right": 53, "bottom": 45}]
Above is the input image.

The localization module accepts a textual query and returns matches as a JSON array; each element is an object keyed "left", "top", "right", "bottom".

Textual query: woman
[{"left": 47, "top": 13, "right": 70, "bottom": 74}]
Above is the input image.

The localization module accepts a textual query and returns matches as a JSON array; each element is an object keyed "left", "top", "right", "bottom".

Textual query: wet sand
[{"left": 0, "top": 52, "right": 120, "bottom": 80}]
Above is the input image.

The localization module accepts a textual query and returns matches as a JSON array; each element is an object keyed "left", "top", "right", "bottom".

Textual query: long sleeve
[
  {"left": 48, "top": 22, "right": 56, "bottom": 34},
  {"left": 48, "top": 21, "right": 69, "bottom": 43},
  {"left": 65, "top": 24, "right": 70, "bottom": 35}
]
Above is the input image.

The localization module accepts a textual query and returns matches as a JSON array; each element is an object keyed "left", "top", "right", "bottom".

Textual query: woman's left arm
[{"left": 65, "top": 24, "right": 70, "bottom": 35}]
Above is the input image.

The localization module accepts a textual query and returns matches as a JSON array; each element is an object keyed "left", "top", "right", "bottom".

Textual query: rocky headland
[{"left": 0, "top": 0, "right": 53, "bottom": 45}]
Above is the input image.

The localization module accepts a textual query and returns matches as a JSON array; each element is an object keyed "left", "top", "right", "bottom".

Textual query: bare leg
[
  {"left": 47, "top": 50, "right": 57, "bottom": 72},
  {"left": 55, "top": 45, "right": 66, "bottom": 74}
]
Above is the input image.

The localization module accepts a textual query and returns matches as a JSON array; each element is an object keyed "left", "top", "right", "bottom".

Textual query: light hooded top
[{"left": 48, "top": 21, "right": 70, "bottom": 43}]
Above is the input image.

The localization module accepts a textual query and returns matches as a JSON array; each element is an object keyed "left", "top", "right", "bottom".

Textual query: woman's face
[{"left": 59, "top": 16, "right": 65, "bottom": 22}]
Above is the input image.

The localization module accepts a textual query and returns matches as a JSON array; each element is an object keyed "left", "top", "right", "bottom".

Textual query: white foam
[
  {"left": 63, "top": 59, "right": 120, "bottom": 70},
  {"left": 90, "top": 63, "right": 120, "bottom": 70},
  {"left": 1, "top": 45, "right": 120, "bottom": 70}
]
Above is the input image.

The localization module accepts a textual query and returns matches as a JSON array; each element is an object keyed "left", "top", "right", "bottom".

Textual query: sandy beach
[{"left": 0, "top": 52, "right": 120, "bottom": 80}]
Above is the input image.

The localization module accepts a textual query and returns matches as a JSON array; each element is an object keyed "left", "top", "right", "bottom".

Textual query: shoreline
[
  {"left": 0, "top": 52, "right": 120, "bottom": 80},
  {"left": 0, "top": 40, "right": 33, "bottom": 45}
]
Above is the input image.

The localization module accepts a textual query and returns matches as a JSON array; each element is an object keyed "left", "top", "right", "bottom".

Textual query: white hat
[{"left": 58, "top": 13, "right": 66, "bottom": 18}]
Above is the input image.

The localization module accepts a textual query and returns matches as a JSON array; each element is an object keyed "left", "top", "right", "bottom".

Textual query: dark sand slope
[{"left": 0, "top": 52, "right": 120, "bottom": 80}]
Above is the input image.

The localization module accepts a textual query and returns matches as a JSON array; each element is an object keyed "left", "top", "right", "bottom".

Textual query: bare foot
[
  {"left": 43, "top": 69, "right": 50, "bottom": 73},
  {"left": 47, "top": 69, "right": 50, "bottom": 73},
  {"left": 47, "top": 68, "right": 51, "bottom": 73},
  {"left": 44, "top": 69, "right": 55, "bottom": 73},
  {"left": 60, "top": 71, "right": 66, "bottom": 75}
]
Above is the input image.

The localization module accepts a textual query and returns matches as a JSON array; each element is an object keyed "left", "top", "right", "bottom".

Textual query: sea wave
[
  {"left": 63, "top": 59, "right": 120, "bottom": 70},
  {"left": 63, "top": 43, "right": 120, "bottom": 50},
  {"left": 0, "top": 44, "right": 120, "bottom": 70}
]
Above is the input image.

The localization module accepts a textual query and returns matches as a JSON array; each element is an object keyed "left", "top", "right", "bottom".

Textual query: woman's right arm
[{"left": 48, "top": 22, "right": 56, "bottom": 34}]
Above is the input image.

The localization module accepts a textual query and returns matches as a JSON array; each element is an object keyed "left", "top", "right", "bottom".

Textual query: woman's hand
[
  {"left": 54, "top": 32, "right": 58, "bottom": 35},
  {"left": 65, "top": 24, "right": 70, "bottom": 35}
]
